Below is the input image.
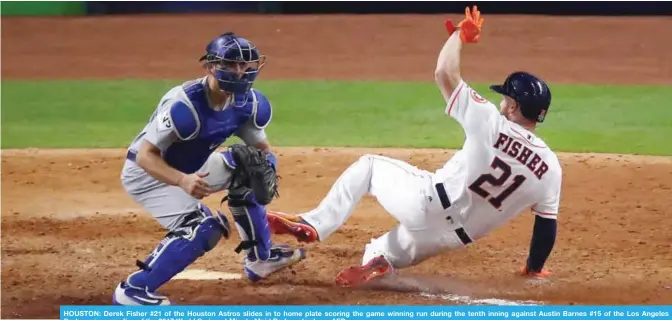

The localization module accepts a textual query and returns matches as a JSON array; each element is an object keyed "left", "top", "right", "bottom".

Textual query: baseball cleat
[
  {"left": 520, "top": 266, "right": 551, "bottom": 279},
  {"left": 267, "top": 211, "right": 319, "bottom": 242},
  {"left": 334, "top": 255, "right": 394, "bottom": 287},
  {"left": 244, "top": 245, "right": 307, "bottom": 282},
  {"left": 112, "top": 281, "right": 171, "bottom": 306}
]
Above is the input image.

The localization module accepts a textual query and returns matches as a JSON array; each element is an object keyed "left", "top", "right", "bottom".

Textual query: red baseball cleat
[
  {"left": 334, "top": 255, "right": 395, "bottom": 287},
  {"left": 267, "top": 211, "right": 319, "bottom": 243}
]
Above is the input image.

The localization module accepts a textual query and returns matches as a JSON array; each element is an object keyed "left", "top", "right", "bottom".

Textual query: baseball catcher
[{"left": 114, "top": 32, "right": 304, "bottom": 306}]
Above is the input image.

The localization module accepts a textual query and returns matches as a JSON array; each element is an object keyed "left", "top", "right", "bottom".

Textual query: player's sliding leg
[
  {"left": 269, "top": 154, "right": 432, "bottom": 244},
  {"left": 267, "top": 154, "right": 469, "bottom": 287},
  {"left": 335, "top": 223, "right": 455, "bottom": 287}
]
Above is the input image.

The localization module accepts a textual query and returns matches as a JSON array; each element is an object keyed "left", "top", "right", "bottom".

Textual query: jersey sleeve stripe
[
  {"left": 532, "top": 209, "right": 558, "bottom": 218},
  {"left": 445, "top": 81, "right": 466, "bottom": 116}
]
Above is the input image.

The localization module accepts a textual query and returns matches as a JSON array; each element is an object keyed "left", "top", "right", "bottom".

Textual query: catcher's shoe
[
  {"left": 112, "top": 281, "right": 170, "bottom": 306},
  {"left": 267, "top": 211, "right": 319, "bottom": 243},
  {"left": 334, "top": 255, "right": 395, "bottom": 287},
  {"left": 244, "top": 245, "right": 306, "bottom": 282}
]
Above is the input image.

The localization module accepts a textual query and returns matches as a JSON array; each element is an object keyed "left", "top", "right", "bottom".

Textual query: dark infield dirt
[{"left": 2, "top": 14, "right": 671, "bottom": 318}]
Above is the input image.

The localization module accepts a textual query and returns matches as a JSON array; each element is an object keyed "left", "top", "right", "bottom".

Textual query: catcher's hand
[
  {"left": 520, "top": 266, "right": 551, "bottom": 279},
  {"left": 445, "top": 5, "right": 485, "bottom": 43},
  {"left": 228, "top": 144, "right": 279, "bottom": 205}
]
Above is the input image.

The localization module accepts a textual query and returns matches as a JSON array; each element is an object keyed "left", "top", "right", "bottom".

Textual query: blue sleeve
[
  {"left": 169, "top": 100, "right": 200, "bottom": 140},
  {"left": 526, "top": 215, "right": 557, "bottom": 272},
  {"left": 251, "top": 89, "right": 272, "bottom": 129}
]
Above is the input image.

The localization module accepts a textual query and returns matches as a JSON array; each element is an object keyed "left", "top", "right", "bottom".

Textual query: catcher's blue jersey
[{"left": 126, "top": 77, "right": 272, "bottom": 174}]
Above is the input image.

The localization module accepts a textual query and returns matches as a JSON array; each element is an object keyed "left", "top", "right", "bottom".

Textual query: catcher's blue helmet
[
  {"left": 200, "top": 32, "right": 265, "bottom": 94},
  {"left": 490, "top": 72, "right": 552, "bottom": 123}
]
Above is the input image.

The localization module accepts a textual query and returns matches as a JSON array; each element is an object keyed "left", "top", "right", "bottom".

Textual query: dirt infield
[{"left": 2, "top": 14, "right": 672, "bottom": 318}]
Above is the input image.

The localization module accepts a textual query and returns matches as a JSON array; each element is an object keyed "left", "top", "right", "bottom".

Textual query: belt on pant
[
  {"left": 435, "top": 183, "right": 473, "bottom": 245},
  {"left": 454, "top": 227, "right": 473, "bottom": 245},
  {"left": 126, "top": 150, "right": 137, "bottom": 162}
]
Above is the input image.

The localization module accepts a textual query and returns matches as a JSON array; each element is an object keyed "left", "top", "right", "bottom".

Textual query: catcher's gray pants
[{"left": 121, "top": 151, "right": 234, "bottom": 231}]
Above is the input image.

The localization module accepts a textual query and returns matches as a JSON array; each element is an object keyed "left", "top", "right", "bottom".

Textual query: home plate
[{"left": 173, "top": 269, "right": 242, "bottom": 281}]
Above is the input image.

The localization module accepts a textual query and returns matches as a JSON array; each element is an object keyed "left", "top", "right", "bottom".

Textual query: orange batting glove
[
  {"left": 520, "top": 266, "right": 552, "bottom": 279},
  {"left": 445, "top": 5, "right": 485, "bottom": 43}
]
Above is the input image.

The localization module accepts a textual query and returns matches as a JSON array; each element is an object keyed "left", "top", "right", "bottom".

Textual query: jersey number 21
[{"left": 468, "top": 157, "right": 527, "bottom": 209}]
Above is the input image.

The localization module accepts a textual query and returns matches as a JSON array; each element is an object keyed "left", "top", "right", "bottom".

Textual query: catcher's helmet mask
[
  {"left": 490, "top": 71, "right": 552, "bottom": 123},
  {"left": 200, "top": 32, "right": 266, "bottom": 95}
]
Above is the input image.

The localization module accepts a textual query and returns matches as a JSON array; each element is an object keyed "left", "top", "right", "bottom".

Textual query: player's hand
[
  {"left": 460, "top": 6, "right": 484, "bottom": 43},
  {"left": 178, "top": 172, "right": 213, "bottom": 199},
  {"left": 520, "top": 266, "right": 551, "bottom": 279},
  {"left": 445, "top": 6, "right": 485, "bottom": 43}
]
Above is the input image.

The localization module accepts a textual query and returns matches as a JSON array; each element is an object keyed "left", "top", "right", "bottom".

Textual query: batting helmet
[
  {"left": 200, "top": 32, "right": 265, "bottom": 94},
  {"left": 490, "top": 72, "right": 552, "bottom": 123}
]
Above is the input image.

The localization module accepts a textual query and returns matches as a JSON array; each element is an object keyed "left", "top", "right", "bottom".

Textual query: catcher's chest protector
[{"left": 162, "top": 81, "right": 255, "bottom": 174}]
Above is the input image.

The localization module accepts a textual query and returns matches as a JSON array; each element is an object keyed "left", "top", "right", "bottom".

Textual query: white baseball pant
[{"left": 299, "top": 154, "right": 469, "bottom": 268}]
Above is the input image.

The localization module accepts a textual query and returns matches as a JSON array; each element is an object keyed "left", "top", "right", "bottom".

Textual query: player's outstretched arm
[
  {"left": 434, "top": 25, "right": 463, "bottom": 103},
  {"left": 435, "top": 6, "right": 484, "bottom": 103}
]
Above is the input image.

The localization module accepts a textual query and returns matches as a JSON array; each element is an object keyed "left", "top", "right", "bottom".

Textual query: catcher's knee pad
[
  {"left": 127, "top": 204, "right": 229, "bottom": 292},
  {"left": 228, "top": 193, "right": 273, "bottom": 261}
]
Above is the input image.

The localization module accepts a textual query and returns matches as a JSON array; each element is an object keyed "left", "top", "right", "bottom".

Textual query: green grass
[{"left": 2, "top": 80, "right": 671, "bottom": 155}]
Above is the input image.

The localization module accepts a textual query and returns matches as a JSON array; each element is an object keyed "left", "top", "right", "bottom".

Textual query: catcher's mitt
[{"left": 226, "top": 144, "right": 279, "bottom": 205}]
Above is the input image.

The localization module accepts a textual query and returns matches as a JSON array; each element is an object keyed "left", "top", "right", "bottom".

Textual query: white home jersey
[{"left": 432, "top": 80, "right": 562, "bottom": 240}]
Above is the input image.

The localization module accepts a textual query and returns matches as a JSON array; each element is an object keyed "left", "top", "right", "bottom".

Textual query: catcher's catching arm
[
  {"left": 251, "top": 139, "right": 271, "bottom": 152},
  {"left": 233, "top": 117, "right": 277, "bottom": 168},
  {"left": 227, "top": 144, "right": 279, "bottom": 205},
  {"left": 251, "top": 139, "right": 278, "bottom": 170}
]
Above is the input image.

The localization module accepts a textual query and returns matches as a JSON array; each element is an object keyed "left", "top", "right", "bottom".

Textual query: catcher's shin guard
[
  {"left": 228, "top": 192, "right": 273, "bottom": 261},
  {"left": 126, "top": 204, "right": 230, "bottom": 292}
]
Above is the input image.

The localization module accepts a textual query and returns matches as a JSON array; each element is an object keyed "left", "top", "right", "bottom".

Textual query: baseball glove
[{"left": 226, "top": 144, "right": 279, "bottom": 205}]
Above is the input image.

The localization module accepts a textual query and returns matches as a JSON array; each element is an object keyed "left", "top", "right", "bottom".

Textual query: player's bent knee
[
  {"left": 198, "top": 153, "right": 236, "bottom": 192},
  {"left": 196, "top": 217, "right": 227, "bottom": 251},
  {"left": 195, "top": 203, "right": 230, "bottom": 239},
  {"left": 128, "top": 206, "right": 231, "bottom": 291},
  {"left": 169, "top": 207, "right": 229, "bottom": 253},
  {"left": 359, "top": 153, "right": 382, "bottom": 165}
]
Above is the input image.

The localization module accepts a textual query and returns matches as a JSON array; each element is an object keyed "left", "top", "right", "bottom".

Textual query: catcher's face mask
[{"left": 200, "top": 33, "right": 265, "bottom": 95}]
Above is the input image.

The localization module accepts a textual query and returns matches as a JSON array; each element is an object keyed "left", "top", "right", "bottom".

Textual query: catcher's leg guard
[
  {"left": 228, "top": 193, "right": 305, "bottom": 281},
  {"left": 228, "top": 192, "right": 273, "bottom": 261},
  {"left": 116, "top": 204, "right": 229, "bottom": 305}
]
